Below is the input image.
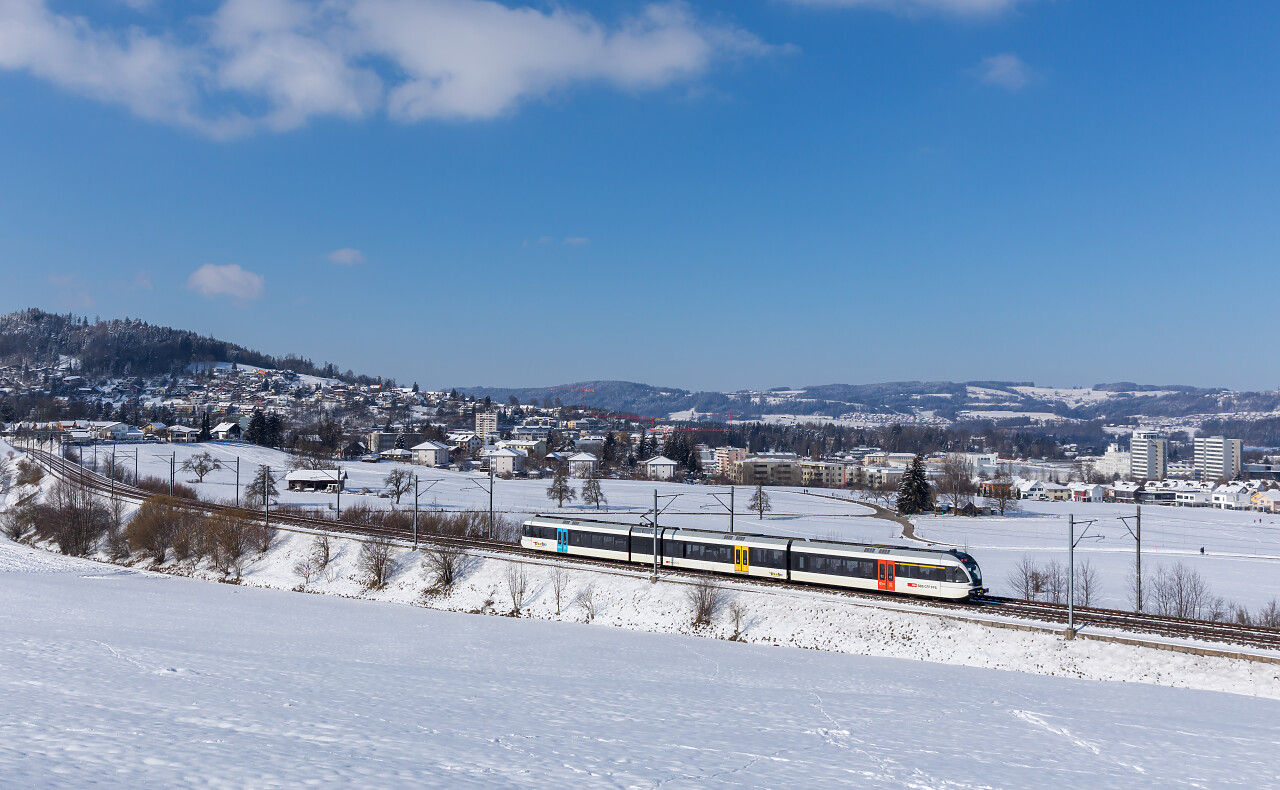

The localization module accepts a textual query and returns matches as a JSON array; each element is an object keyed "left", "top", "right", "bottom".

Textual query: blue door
[{"left": 556, "top": 528, "right": 569, "bottom": 553}]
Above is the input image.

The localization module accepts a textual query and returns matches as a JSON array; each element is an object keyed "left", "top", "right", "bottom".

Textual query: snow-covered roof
[
  {"left": 212, "top": 422, "right": 238, "bottom": 432},
  {"left": 169, "top": 425, "right": 198, "bottom": 434},
  {"left": 380, "top": 448, "right": 412, "bottom": 457},
  {"left": 285, "top": 470, "right": 347, "bottom": 482},
  {"left": 568, "top": 452, "right": 597, "bottom": 462},
  {"left": 490, "top": 448, "right": 527, "bottom": 458},
  {"left": 644, "top": 455, "right": 677, "bottom": 467},
  {"left": 410, "top": 440, "right": 450, "bottom": 451}
]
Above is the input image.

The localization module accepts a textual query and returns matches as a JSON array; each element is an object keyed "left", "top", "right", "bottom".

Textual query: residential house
[
  {"left": 211, "top": 421, "right": 241, "bottom": 441},
  {"left": 410, "top": 440, "right": 452, "bottom": 467},
  {"left": 567, "top": 452, "right": 598, "bottom": 478},
  {"left": 1069, "top": 483, "right": 1105, "bottom": 502},
  {"left": 489, "top": 448, "right": 527, "bottom": 476},
  {"left": 168, "top": 425, "right": 199, "bottom": 443},
  {"left": 285, "top": 469, "right": 346, "bottom": 492},
  {"left": 643, "top": 455, "right": 678, "bottom": 481}
]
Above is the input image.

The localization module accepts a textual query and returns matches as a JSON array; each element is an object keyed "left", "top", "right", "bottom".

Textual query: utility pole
[
  {"left": 653, "top": 489, "right": 659, "bottom": 582},
  {"left": 466, "top": 469, "right": 497, "bottom": 540},
  {"left": 235, "top": 457, "right": 241, "bottom": 508},
  {"left": 1068, "top": 514, "right": 1075, "bottom": 637},
  {"left": 413, "top": 474, "right": 419, "bottom": 549},
  {"left": 335, "top": 464, "right": 342, "bottom": 519},
  {"left": 263, "top": 465, "right": 270, "bottom": 531},
  {"left": 1066, "top": 514, "right": 1101, "bottom": 639},
  {"left": 1119, "top": 505, "right": 1143, "bottom": 613},
  {"left": 169, "top": 451, "right": 175, "bottom": 496},
  {"left": 708, "top": 487, "right": 736, "bottom": 534}
]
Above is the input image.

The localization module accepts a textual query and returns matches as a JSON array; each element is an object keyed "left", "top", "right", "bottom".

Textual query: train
[{"left": 520, "top": 515, "right": 986, "bottom": 600}]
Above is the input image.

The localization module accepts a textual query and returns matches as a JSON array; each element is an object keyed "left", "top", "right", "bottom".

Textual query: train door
[
  {"left": 877, "top": 559, "right": 895, "bottom": 591},
  {"left": 556, "top": 528, "right": 569, "bottom": 553},
  {"left": 734, "top": 545, "right": 749, "bottom": 573}
]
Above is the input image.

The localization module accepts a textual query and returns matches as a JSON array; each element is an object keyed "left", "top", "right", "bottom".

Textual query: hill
[{"left": 0, "top": 309, "right": 361, "bottom": 382}]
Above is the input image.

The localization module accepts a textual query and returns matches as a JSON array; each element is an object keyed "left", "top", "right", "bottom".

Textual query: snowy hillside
[{"left": 2, "top": 536, "right": 1279, "bottom": 788}]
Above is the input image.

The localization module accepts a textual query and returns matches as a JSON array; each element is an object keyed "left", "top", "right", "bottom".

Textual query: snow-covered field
[
  {"left": 915, "top": 502, "right": 1280, "bottom": 612},
  {"left": 2, "top": 536, "right": 1280, "bottom": 789},
  {"left": 55, "top": 441, "right": 1280, "bottom": 612}
]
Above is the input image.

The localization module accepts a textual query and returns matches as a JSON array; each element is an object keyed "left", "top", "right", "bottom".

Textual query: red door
[{"left": 878, "top": 560, "right": 895, "bottom": 591}]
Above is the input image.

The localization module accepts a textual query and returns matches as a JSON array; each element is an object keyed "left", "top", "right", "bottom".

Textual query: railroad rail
[{"left": 23, "top": 448, "right": 1280, "bottom": 652}]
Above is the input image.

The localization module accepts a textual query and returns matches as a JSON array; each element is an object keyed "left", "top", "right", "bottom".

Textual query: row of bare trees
[
  {"left": 124, "top": 496, "right": 274, "bottom": 579},
  {"left": 1007, "top": 556, "right": 1101, "bottom": 606}
]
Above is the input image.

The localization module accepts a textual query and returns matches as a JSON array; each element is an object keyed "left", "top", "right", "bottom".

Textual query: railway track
[{"left": 23, "top": 448, "right": 1280, "bottom": 653}]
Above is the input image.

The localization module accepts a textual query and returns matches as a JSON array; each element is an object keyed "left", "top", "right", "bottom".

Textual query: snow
[
  {"left": 2, "top": 534, "right": 1279, "bottom": 788},
  {"left": 57, "top": 440, "right": 1280, "bottom": 612},
  {"left": 915, "top": 500, "right": 1280, "bottom": 611}
]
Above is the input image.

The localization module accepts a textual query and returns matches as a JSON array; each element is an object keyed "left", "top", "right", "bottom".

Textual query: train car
[
  {"left": 521, "top": 516, "right": 630, "bottom": 562},
  {"left": 789, "top": 539, "right": 983, "bottom": 600},
  {"left": 659, "top": 528, "right": 791, "bottom": 581}
]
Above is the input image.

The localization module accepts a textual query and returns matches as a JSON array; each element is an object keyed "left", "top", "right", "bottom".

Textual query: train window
[{"left": 795, "top": 555, "right": 807, "bottom": 570}]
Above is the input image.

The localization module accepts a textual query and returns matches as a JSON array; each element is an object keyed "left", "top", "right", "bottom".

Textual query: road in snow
[{"left": 1, "top": 537, "right": 1279, "bottom": 789}]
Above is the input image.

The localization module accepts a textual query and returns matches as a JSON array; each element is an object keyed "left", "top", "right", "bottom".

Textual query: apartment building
[
  {"left": 1130, "top": 429, "right": 1167, "bottom": 481},
  {"left": 713, "top": 446, "right": 747, "bottom": 476},
  {"left": 476, "top": 410, "right": 498, "bottom": 442},
  {"left": 1193, "top": 435, "right": 1242, "bottom": 481},
  {"left": 731, "top": 455, "right": 799, "bottom": 486}
]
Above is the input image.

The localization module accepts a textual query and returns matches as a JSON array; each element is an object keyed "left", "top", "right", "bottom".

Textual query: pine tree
[
  {"left": 245, "top": 465, "right": 278, "bottom": 509},
  {"left": 197, "top": 412, "right": 211, "bottom": 442},
  {"left": 896, "top": 455, "right": 933, "bottom": 515},
  {"left": 245, "top": 410, "right": 266, "bottom": 445}
]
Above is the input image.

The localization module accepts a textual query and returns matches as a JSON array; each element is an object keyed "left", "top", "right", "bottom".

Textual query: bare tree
[
  {"left": 180, "top": 451, "right": 222, "bottom": 483},
  {"left": 384, "top": 468, "right": 413, "bottom": 505},
  {"left": 504, "top": 563, "right": 530, "bottom": 614},
  {"left": 357, "top": 536, "right": 396, "bottom": 589},
  {"left": 938, "top": 454, "right": 976, "bottom": 513},
  {"left": 546, "top": 465, "right": 576, "bottom": 508},
  {"left": 0, "top": 453, "right": 12, "bottom": 493},
  {"left": 581, "top": 474, "right": 606, "bottom": 510},
  {"left": 550, "top": 565, "right": 568, "bottom": 616},
  {"left": 573, "top": 583, "right": 597, "bottom": 622},
  {"left": 987, "top": 466, "right": 1019, "bottom": 516},
  {"left": 728, "top": 598, "right": 749, "bottom": 640},
  {"left": 254, "top": 519, "right": 277, "bottom": 554},
  {"left": 748, "top": 484, "right": 772, "bottom": 520},
  {"left": 1256, "top": 598, "right": 1280, "bottom": 628},
  {"left": 1073, "top": 558, "right": 1101, "bottom": 607},
  {"left": 205, "top": 510, "right": 252, "bottom": 580},
  {"left": 1007, "top": 555, "right": 1040, "bottom": 601},
  {"left": 33, "top": 477, "right": 112, "bottom": 557},
  {"left": 310, "top": 533, "right": 333, "bottom": 571},
  {"left": 1042, "top": 559, "right": 1068, "bottom": 604},
  {"left": 1148, "top": 563, "right": 1216, "bottom": 619},
  {"left": 422, "top": 543, "right": 467, "bottom": 592},
  {"left": 293, "top": 556, "right": 320, "bottom": 589},
  {"left": 686, "top": 577, "right": 726, "bottom": 627},
  {"left": 1, "top": 502, "right": 34, "bottom": 542}
]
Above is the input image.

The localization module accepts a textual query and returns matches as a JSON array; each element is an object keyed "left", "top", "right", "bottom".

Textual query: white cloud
[
  {"left": 562, "top": 237, "right": 590, "bottom": 246},
  {"left": 784, "top": 0, "right": 1024, "bottom": 14},
  {"left": 327, "top": 247, "right": 366, "bottom": 265},
  {"left": 975, "top": 53, "right": 1033, "bottom": 90},
  {"left": 0, "top": 0, "right": 773, "bottom": 137},
  {"left": 187, "top": 264, "right": 264, "bottom": 300}
]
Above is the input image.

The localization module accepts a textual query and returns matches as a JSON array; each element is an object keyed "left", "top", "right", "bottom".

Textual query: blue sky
[{"left": 1, "top": 0, "right": 1278, "bottom": 392}]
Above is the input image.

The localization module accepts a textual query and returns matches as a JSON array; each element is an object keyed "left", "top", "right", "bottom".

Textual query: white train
[{"left": 520, "top": 515, "right": 985, "bottom": 600}]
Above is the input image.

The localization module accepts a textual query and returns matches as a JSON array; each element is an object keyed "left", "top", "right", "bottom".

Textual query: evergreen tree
[
  {"left": 197, "top": 412, "right": 211, "bottom": 442},
  {"left": 245, "top": 465, "right": 278, "bottom": 509},
  {"left": 895, "top": 455, "right": 933, "bottom": 515},
  {"left": 245, "top": 410, "right": 266, "bottom": 445}
]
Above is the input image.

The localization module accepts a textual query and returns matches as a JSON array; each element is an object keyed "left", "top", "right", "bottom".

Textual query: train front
[{"left": 953, "top": 552, "right": 987, "bottom": 597}]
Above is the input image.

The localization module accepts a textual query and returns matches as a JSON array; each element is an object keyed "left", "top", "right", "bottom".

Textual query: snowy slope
[{"left": 2, "top": 538, "right": 1279, "bottom": 788}]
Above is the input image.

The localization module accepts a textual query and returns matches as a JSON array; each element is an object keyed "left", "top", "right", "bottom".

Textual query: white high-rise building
[
  {"left": 1094, "top": 443, "right": 1132, "bottom": 480},
  {"left": 476, "top": 410, "right": 498, "bottom": 442},
  {"left": 1130, "top": 429, "right": 1167, "bottom": 481},
  {"left": 1193, "top": 435, "right": 1242, "bottom": 481}
]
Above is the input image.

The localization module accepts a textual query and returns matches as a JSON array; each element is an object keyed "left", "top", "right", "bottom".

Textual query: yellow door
[{"left": 734, "top": 546, "right": 749, "bottom": 573}]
